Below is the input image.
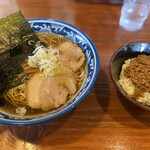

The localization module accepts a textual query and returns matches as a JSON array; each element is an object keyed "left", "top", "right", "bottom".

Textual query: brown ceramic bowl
[{"left": 110, "top": 41, "right": 150, "bottom": 111}]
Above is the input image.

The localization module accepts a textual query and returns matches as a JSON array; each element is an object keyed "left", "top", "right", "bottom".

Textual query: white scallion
[{"left": 28, "top": 46, "right": 63, "bottom": 76}]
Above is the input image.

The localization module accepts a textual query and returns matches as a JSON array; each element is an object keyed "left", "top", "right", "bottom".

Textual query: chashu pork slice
[
  {"left": 26, "top": 72, "right": 44, "bottom": 109},
  {"left": 39, "top": 72, "right": 77, "bottom": 111},
  {"left": 57, "top": 41, "right": 86, "bottom": 72},
  {"left": 26, "top": 68, "right": 77, "bottom": 112},
  {"left": 39, "top": 76, "right": 69, "bottom": 111}
]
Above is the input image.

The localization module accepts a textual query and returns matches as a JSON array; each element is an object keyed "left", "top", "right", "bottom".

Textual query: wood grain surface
[{"left": 1, "top": 0, "right": 150, "bottom": 149}]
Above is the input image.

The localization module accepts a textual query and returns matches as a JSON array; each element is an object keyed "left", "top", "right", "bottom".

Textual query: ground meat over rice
[
  {"left": 119, "top": 54, "right": 150, "bottom": 106},
  {"left": 124, "top": 54, "right": 150, "bottom": 92}
]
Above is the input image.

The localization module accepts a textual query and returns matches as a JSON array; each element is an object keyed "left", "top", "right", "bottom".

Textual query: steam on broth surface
[{"left": 1, "top": 32, "right": 86, "bottom": 116}]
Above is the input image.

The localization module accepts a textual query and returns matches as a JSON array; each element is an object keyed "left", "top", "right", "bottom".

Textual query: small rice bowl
[{"left": 119, "top": 59, "right": 150, "bottom": 106}]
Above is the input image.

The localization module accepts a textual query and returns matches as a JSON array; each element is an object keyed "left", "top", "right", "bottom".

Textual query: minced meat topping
[{"left": 124, "top": 54, "right": 150, "bottom": 93}]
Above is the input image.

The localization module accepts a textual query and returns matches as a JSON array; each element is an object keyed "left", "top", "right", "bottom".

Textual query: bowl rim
[
  {"left": 0, "top": 18, "right": 99, "bottom": 126},
  {"left": 110, "top": 41, "right": 150, "bottom": 111}
]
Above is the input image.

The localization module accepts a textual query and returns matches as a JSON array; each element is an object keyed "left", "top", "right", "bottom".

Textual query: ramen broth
[{"left": 0, "top": 32, "right": 86, "bottom": 116}]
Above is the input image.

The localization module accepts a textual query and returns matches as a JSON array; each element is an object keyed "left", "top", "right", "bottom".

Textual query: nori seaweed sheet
[
  {"left": 0, "top": 11, "right": 35, "bottom": 54},
  {"left": 0, "top": 11, "right": 40, "bottom": 95}
]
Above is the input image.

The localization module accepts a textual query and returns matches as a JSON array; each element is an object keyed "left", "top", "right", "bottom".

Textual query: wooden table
[{"left": 1, "top": 0, "right": 150, "bottom": 149}]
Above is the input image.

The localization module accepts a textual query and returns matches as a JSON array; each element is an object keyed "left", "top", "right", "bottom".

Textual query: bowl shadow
[
  {"left": 0, "top": 109, "right": 74, "bottom": 146},
  {"left": 25, "top": 110, "right": 75, "bottom": 144},
  {"left": 109, "top": 41, "right": 150, "bottom": 128},
  {"left": 117, "top": 90, "right": 150, "bottom": 127},
  {"left": 94, "top": 68, "right": 110, "bottom": 112},
  {"left": 95, "top": 67, "right": 150, "bottom": 128},
  {"left": 23, "top": 100, "right": 102, "bottom": 147}
]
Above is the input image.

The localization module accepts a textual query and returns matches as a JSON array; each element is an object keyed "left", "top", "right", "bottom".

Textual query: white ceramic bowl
[{"left": 0, "top": 19, "right": 99, "bottom": 126}]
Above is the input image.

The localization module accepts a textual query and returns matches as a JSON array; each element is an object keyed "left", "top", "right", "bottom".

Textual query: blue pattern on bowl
[{"left": 0, "top": 19, "right": 99, "bottom": 126}]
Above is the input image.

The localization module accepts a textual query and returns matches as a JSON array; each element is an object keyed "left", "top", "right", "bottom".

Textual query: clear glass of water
[{"left": 119, "top": 0, "right": 149, "bottom": 32}]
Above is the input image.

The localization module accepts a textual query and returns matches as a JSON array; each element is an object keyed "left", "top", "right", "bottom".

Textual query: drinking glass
[{"left": 119, "top": 0, "right": 149, "bottom": 32}]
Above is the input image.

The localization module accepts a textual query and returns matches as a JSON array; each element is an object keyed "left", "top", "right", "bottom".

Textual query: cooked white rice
[{"left": 119, "top": 58, "right": 150, "bottom": 106}]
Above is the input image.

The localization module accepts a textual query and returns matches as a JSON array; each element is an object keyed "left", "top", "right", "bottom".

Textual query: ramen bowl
[
  {"left": 0, "top": 19, "right": 99, "bottom": 126},
  {"left": 110, "top": 41, "right": 150, "bottom": 111}
]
